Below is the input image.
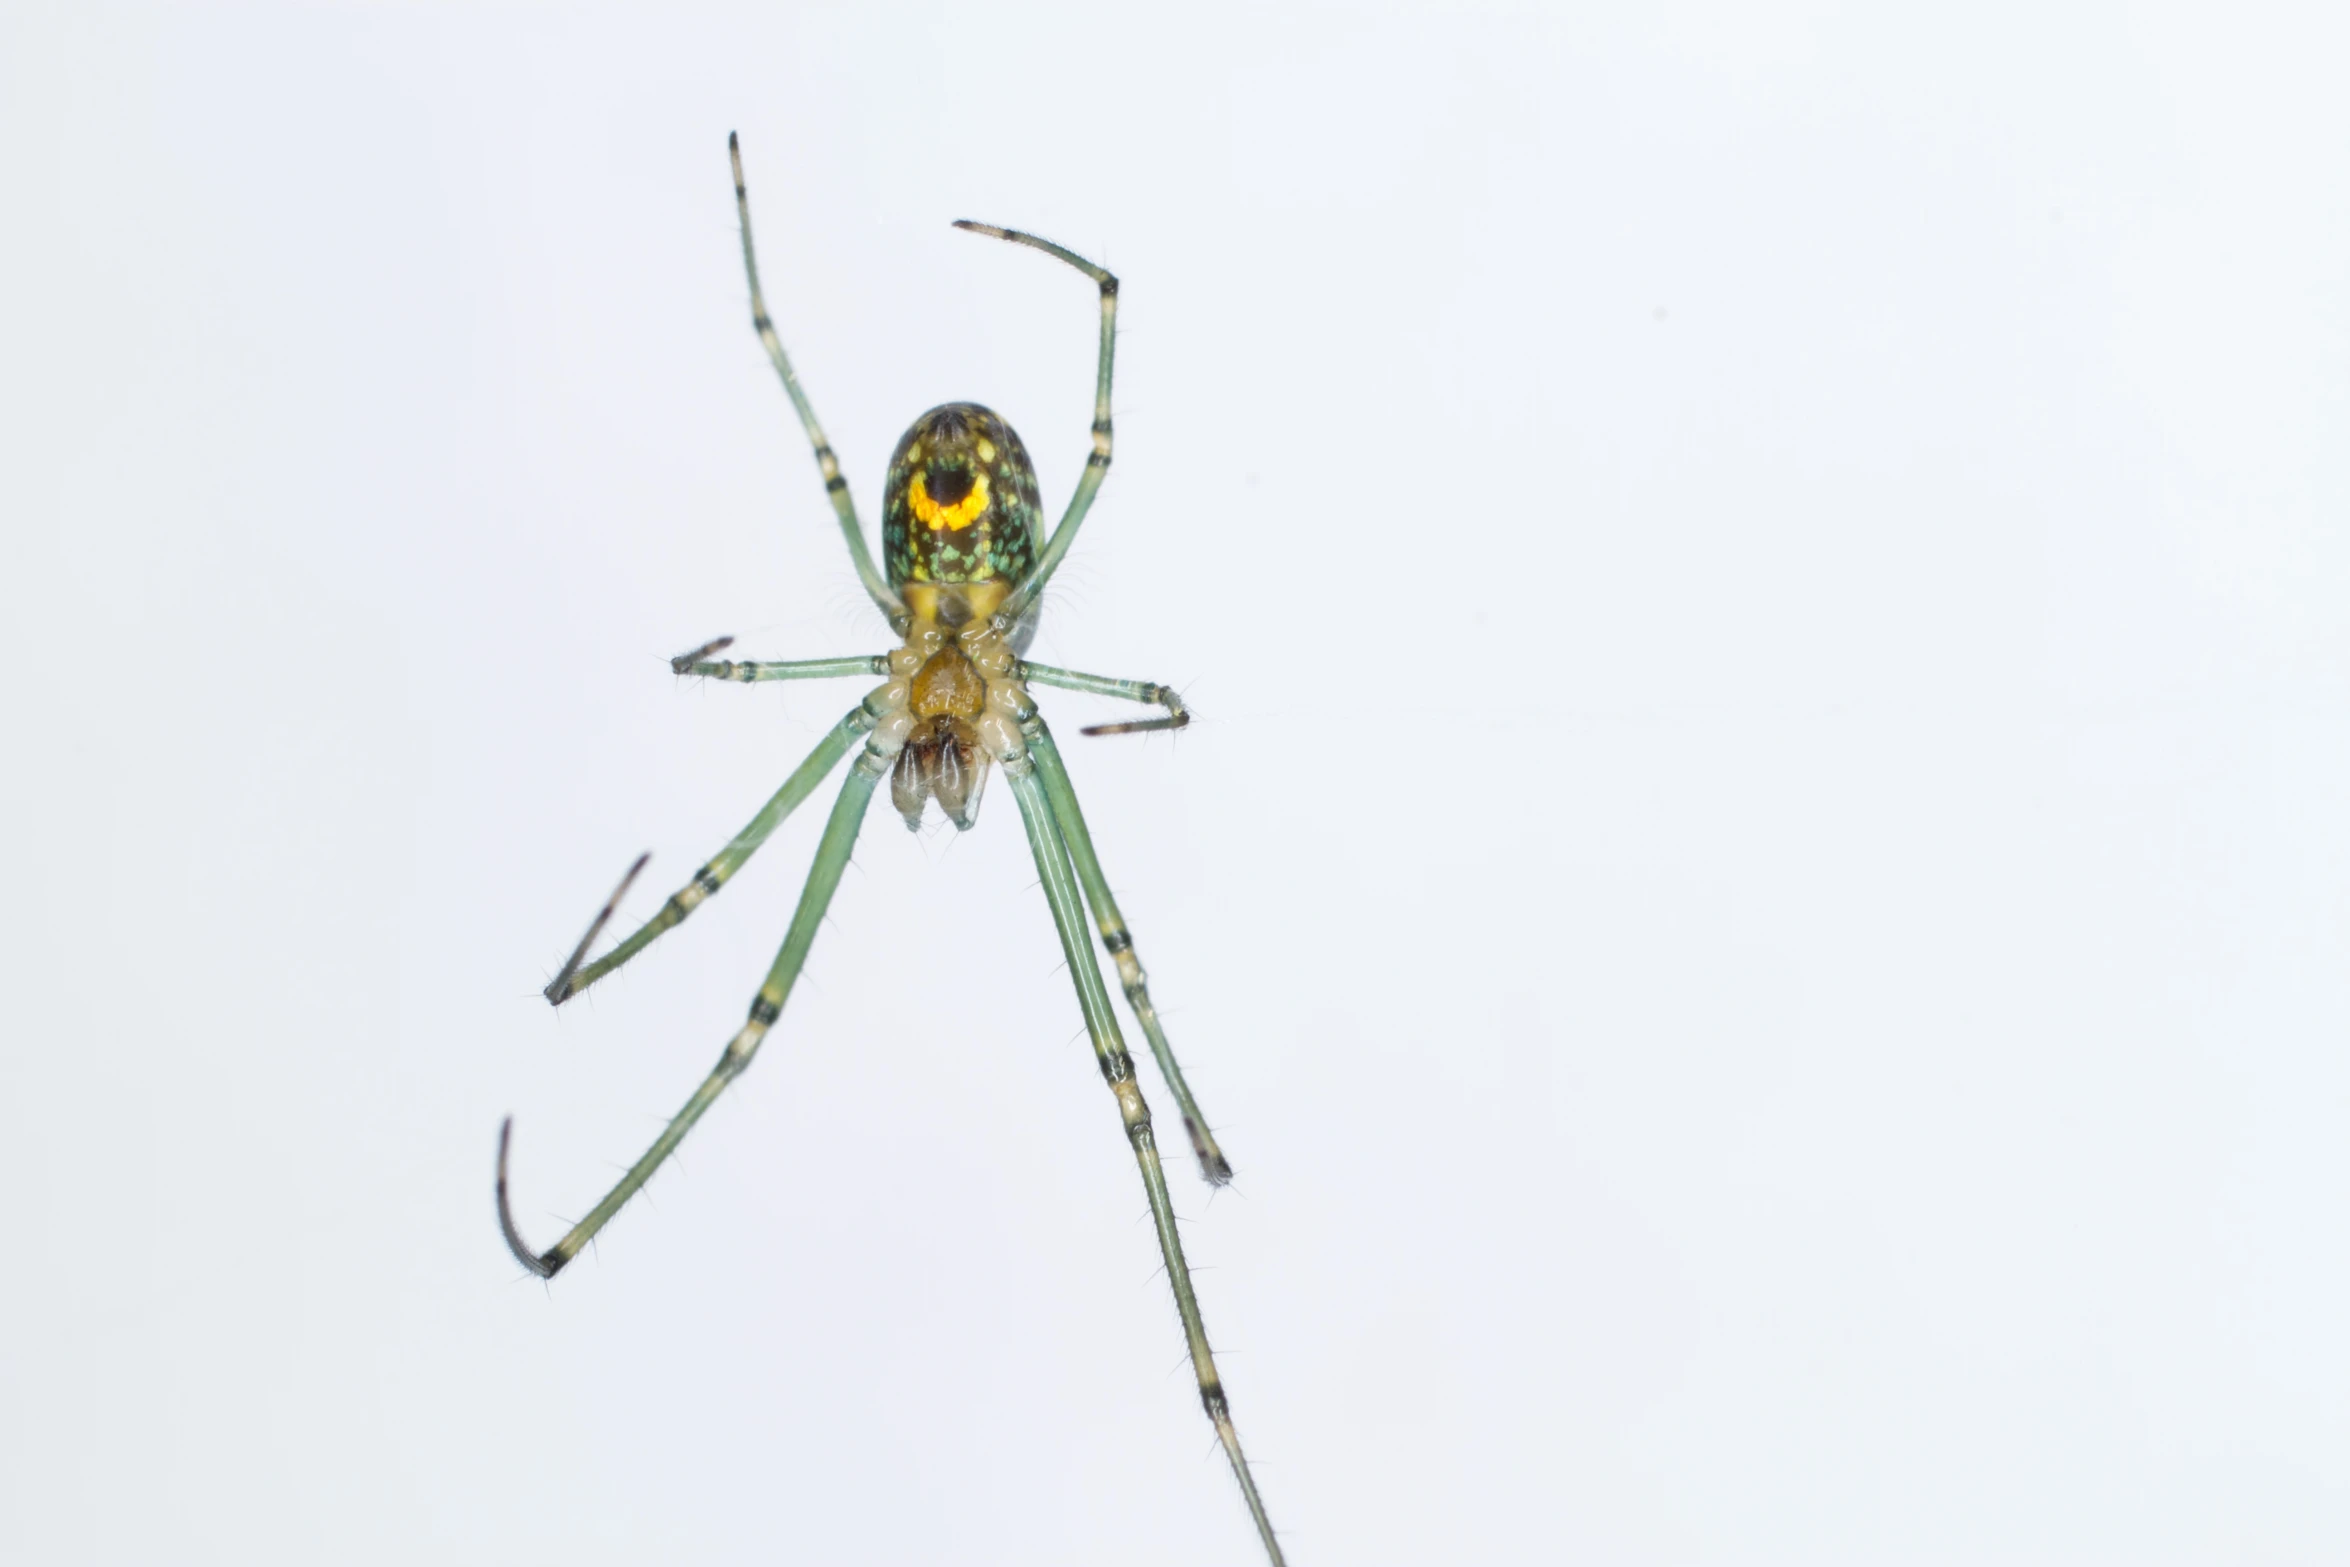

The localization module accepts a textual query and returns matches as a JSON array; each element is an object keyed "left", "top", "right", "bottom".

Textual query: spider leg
[
  {"left": 1019, "top": 661, "right": 1189, "bottom": 736},
  {"left": 545, "top": 850, "right": 652, "bottom": 1007},
  {"left": 729, "top": 133, "right": 906, "bottom": 627},
  {"left": 670, "top": 634, "right": 736, "bottom": 669},
  {"left": 1023, "top": 717, "right": 1231, "bottom": 1183},
  {"left": 501, "top": 743, "right": 888, "bottom": 1277},
  {"left": 1001, "top": 747, "right": 1285, "bottom": 1565},
  {"left": 546, "top": 701, "right": 876, "bottom": 1004},
  {"left": 949, "top": 221, "right": 1116, "bottom": 625},
  {"left": 679, "top": 652, "right": 888, "bottom": 684}
]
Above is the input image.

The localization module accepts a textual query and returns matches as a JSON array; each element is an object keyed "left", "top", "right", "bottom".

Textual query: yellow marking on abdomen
[{"left": 909, "top": 470, "right": 991, "bottom": 531}]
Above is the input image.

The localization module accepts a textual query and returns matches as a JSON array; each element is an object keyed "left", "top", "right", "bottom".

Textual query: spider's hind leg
[
  {"left": 949, "top": 220, "right": 1117, "bottom": 626},
  {"left": 729, "top": 134, "right": 904, "bottom": 626}
]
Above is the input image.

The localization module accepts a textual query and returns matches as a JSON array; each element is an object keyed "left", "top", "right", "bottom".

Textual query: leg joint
[
  {"left": 1112, "top": 1077, "right": 1151, "bottom": 1140},
  {"left": 721, "top": 1018, "right": 772, "bottom": 1074}
]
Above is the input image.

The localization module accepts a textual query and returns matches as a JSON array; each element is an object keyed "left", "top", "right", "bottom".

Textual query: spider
[{"left": 495, "top": 134, "right": 1287, "bottom": 1564}]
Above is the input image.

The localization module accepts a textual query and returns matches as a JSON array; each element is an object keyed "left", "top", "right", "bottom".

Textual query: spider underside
[{"left": 495, "top": 135, "right": 1285, "bottom": 1565}]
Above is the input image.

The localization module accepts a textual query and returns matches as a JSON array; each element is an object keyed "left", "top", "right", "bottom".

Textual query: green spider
[{"left": 495, "top": 134, "right": 1287, "bottom": 1564}]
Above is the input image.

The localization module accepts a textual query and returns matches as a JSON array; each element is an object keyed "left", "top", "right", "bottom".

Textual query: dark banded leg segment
[
  {"left": 1004, "top": 754, "right": 1284, "bottom": 1566},
  {"left": 729, "top": 133, "right": 905, "bottom": 627},
  {"left": 546, "top": 703, "right": 875, "bottom": 1004},
  {"left": 950, "top": 221, "right": 1116, "bottom": 624},
  {"left": 501, "top": 745, "right": 887, "bottom": 1277},
  {"left": 1025, "top": 718, "right": 1231, "bottom": 1183},
  {"left": 1020, "top": 661, "right": 1190, "bottom": 737},
  {"left": 681, "top": 653, "right": 888, "bottom": 684}
]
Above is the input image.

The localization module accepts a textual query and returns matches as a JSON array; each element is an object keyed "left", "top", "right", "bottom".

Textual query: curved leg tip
[{"left": 495, "top": 1117, "right": 561, "bottom": 1279}]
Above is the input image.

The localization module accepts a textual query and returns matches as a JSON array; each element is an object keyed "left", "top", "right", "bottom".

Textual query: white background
[{"left": 4, "top": 3, "right": 2346, "bottom": 1563}]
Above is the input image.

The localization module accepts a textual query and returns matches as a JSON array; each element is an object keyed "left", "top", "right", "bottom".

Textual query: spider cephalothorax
[{"left": 880, "top": 617, "right": 1023, "bottom": 832}]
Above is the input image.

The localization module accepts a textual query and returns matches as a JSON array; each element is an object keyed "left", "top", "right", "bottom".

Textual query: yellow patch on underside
[{"left": 909, "top": 470, "right": 991, "bottom": 531}]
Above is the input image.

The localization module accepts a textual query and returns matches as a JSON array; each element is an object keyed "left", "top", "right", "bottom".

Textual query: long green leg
[
  {"left": 1023, "top": 717, "right": 1231, "bottom": 1183},
  {"left": 501, "top": 745, "right": 887, "bottom": 1277},
  {"left": 1003, "top": 754, "right": 1284, "bottom": 1565},
  {"left": 546, "top": 702, "right": 875, "bottom": 1004},
  {"left": 1020, "top": 661, "right": 1189, "bottom": 736},
  {"left": 950, "top": 221, "right": 1116, "bottom": 625},
  {"left": 729, "top": 133, "right": 906, "bottom": 627}
]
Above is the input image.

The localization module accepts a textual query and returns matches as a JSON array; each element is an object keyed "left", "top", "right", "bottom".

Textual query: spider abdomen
[{"left": 882, "top": 403, "right": 1044, "bottom": 591}]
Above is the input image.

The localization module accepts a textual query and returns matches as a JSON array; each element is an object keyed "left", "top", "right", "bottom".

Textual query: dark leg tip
[
  {"left": 1188, "top": 1121, "right": 1234, "bottom": 1185},
  {"left": 671, "top": 635, "right": 734, "bottom": 674},
  {"left": 495, "top": 1117, "right": 560, "bottom": 1279}
]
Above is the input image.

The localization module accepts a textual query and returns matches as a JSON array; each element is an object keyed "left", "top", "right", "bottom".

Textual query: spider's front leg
[
  {"left": 997, "top": 729, "right": 1285, "bottom": 1564},
  {"left": 1020, "top": 711, "right": 1231, "bottom": 1183},
  {"left": 544, "top": 692, "right": 881, "bottom": 1005},
  {"left": 502, "top": 720, "right": 901, "bottom": 1274}
]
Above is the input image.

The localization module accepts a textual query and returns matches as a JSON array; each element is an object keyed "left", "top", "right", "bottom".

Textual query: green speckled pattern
[{"left": 881, "top": 403, "right": 1043, "bottom": 589}]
